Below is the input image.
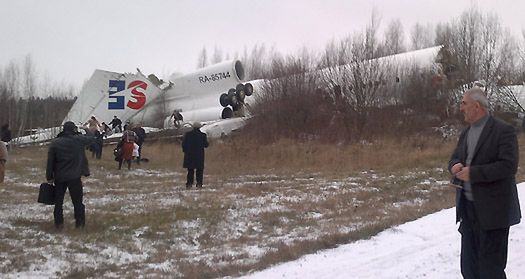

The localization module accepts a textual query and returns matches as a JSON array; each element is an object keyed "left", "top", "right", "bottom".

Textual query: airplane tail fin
[{"left": 64, "top": 69, "right": 162, "bottom": 127}]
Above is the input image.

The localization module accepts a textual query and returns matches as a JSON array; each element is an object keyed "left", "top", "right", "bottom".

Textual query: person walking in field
[
  {"left": 0, "top": 140, "right": 7, "bottom": 184},
  {"left": 1, "top": 123, "right": 12, "bottom": 150},
  {"left": 448, "top": 87, "right": 521, "bottom": 278},
  {"left": 46, "top": 121, "right": 95, "bottom": 229},
  {"left": 118, "top": 125, "right": 137, "bottom": 170},
  {"left": 182, "top": 122, "right": 208, "bottom": 189}
]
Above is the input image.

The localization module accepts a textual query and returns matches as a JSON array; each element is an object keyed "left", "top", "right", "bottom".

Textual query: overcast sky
[{"left": 1, "top": 0, "right": 524, "bottom": 90}]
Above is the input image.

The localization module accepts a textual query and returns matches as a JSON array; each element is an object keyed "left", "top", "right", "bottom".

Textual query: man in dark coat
[
  {"left": 46, "top": 121, "right": 95, "bottom": 229},
  {"left": 448, "top": 87, "right": 521, "bottom": 279},
  {"left": 92, "top": 130, "right": 104, "bottom": 159},
  {"left": 0, "top": 140, "right": 7, "bottom": 184},
  {"left": 0, "top": 123, "right": 12, "bottom": 149},
  {"left": 182, "top": 122, "right": 208, "bottom": 189},
  {"left": 109, "top": 116, "right": 122, "bottom": 133}
]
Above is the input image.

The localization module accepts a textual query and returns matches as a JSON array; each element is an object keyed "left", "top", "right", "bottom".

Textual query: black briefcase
[{"left": 38, "top": 182, "right": 55, "bottom": 205}]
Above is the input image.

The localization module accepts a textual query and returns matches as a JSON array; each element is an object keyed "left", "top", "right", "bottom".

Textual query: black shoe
[
  {"left": 55, "top": 223, "right": 63, "bottom": 230},
  {"left": 186, "top": 184, "right": 192, "bottom": 189},
  {"left": 196, "top": 184, "right": 203, "bottom": 188}
]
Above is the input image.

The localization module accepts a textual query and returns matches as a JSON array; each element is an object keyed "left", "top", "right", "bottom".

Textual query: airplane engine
[
  {"left": 217, "top": 82, "right": 253, "bottom": 113},
  {"left": 235, "top": 83, "right": 246, "bottom": 102},
  {"left": 244, "top": 82, "right": 254, "bottom": 96},
  {"left": 219, "top": 93, "right": 229, "bottom": 107},
  {"left": 221, "top": 107, "right": 233, "bottom": 119},
  {"left": 123, "top": 60, "right": 257, "bottom": 127},
  {"left": 132, "top": 60, "right": 246, "bottom": 125},
  {"left": 166, "top": 60, "right": 245, "bottom": 99}
]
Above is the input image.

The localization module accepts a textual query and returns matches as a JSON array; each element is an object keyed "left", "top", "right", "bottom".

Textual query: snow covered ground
[
  {"left": 1, "top": 144, "right": 522, "bottom": 278},
  {"left": 241, "top": 184, "right": 525, "bottom": 279}
]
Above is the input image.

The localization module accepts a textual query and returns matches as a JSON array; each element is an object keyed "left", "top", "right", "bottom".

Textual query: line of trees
[
  {"left": 0, "top": 55, "right": 76, "bottom": 138},
  {"left": 237, "top": 8, "right": 525, "bottom": 143}
]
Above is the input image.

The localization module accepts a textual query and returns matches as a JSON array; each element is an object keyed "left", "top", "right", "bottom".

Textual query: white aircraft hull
[{"left": 64, "top": 60, "right": 257, "bottom": 132}]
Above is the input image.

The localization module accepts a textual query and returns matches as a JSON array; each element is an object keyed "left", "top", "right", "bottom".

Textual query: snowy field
[
  {"left": 2, "top": 145, "right": 521, "bottom": 278},
  {"left": 242, "top": 183, "right": 525, "bottom": 279}
]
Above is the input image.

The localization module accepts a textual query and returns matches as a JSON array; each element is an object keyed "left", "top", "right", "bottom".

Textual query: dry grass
[
  {"left": 141, "top": 134, "right": 456, "bottom": 176},
  {"left": 1, "top": 132, "right": 523, "bottom": 278}
]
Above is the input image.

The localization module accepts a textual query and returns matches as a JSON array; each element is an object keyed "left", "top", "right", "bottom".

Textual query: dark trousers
[
  {"left": 118, "top": 159, "right": 131, "bottom": 170},
  {"left": 459, "top": 197, "right": 509, "bottom": 279},
  {"left": 95, "top": 143, "right": 102, "bottom": 159},
  {"left": 186, "top": 168, "right": 203, "bottom": 186},
  {"left": 91, "top": 145, "right": 102, "bottom": 159},
  {"left": 54, "top": 178, "right": 85, "bottom": 228}
]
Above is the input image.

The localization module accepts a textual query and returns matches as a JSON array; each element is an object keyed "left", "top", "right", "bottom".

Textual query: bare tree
[
  {"left": 519, "top": 30, "right": 525, "bottom": 82},
  {"left": 244, "top": 43, "right": 273, "bottom": 80},
  {"left": 319, "top": 38, "right": 351, "bottom": 69},
  {"left": 196, "top": 47, "right": 208, "bottom": 69},
  {"left": 0, "top": 57, "right": 77, "bottom": 137},
  {"left": 364, "top": 8, "right": 382, "bottom": 59},
  {"left": 16, "top": 55, "right": 37, "bottom": 136},
  {"left": 478, "top": 13, "right": 504, "bottom": 91},
  {"left": 382, "top": 19, "right": 406, "bottom": 55},
  {"left": 434, "top": 7, "right": 525, "bottom": 118},
  {"left": 210, "top": 45, "right": 223, "bottom": 64},
  {"left": 435, "top": 23, "right": 452, "bottom": 47},
  {"left": 452, "top": 9, "right": 484, "bottom": 83},
  {"left": 410, "top": 23, "right": 435, "bottom": 50},
  {"left": 317, "top": 32, "right": 392, "bottom": 139},
  {"left": 3, "top": 61, "right": 19, "bottom": 133},
  {"left": 0, "top": 69, "right": 7, "bottom": 126},
  {"left": 246, "top": 50, "right": 327, "bottom": 142}
]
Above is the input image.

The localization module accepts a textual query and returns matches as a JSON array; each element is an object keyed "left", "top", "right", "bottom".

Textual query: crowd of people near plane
[
  {"left": 80, "top": 115, "right": 146, "bottom": 166},
  {"left": 40, "top": 117, "right": 207, "bottom": 230}
]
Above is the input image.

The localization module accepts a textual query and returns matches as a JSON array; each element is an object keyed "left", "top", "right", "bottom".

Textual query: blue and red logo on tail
[{"left": 108, "top": 80, "right": 147, "bottom": 110}]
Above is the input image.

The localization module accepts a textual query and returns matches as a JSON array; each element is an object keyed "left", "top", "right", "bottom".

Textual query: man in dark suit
[
  {"left": 47, "top": 121, "right": 95, "bottom": 229},
  {"left": 109, "top": 116, "right": 122, "bottom": 133},
  {"left": 449, "top": 87, "right": 521, "bottom": 278},
  {"left": 182, "top": 122, "right": 209, "bottom": 189}
]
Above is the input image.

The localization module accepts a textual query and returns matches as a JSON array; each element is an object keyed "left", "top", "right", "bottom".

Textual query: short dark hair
[{"left": 62, "top": 121, "right": 77, "bottom": 132}]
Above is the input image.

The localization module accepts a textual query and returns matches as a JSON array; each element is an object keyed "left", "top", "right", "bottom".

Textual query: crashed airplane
[
  {"left": 15, "top": 45, "right": 470, "bottom": 144},
  {"left": 64, "top": 60, "right": 259, "bottom": 136}
]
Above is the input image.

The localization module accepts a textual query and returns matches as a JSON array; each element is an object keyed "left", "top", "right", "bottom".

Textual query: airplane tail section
[
  {"left": 64, "top": 60, "right": 256, "bottom": 130},
  {"left": 64, "top": 69, "right": 163, "bottom": 126}
]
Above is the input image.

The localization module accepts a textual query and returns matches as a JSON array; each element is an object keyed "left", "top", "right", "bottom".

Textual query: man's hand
[
  {"left": 455, "top": 166, "right": 470, "bottom": 182},
  {"left": 451, "top": 163, "right": 464, "bottom": 175}
]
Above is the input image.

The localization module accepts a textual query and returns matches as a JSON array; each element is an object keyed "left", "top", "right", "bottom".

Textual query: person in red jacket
[{"left": 118, "top": 126, "right": 137, "bottom": 170}]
